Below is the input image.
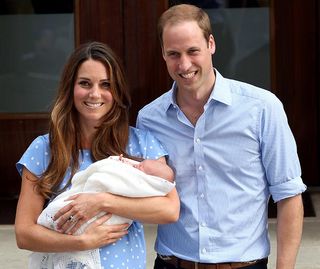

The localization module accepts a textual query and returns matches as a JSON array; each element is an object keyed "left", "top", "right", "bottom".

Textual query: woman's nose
[{"left": 89, "top": 85, "right": 101, "bottom": 98}]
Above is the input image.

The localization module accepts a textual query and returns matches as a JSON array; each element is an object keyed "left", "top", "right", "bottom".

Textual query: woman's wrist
[
  {"left": 64, "top": 233, "right": 88, "bottom": 251},
  {"left": 98, "top": 192, "right": 113, "bottom": 213}
]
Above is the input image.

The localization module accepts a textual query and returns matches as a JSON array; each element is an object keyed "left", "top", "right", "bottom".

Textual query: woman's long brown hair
[{"left": 37, "top": 41, "right": 131, "bottom": 198}]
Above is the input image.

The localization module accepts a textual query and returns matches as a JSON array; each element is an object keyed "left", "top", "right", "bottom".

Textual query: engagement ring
[{"left": 68, "top": 215, "right": 76, "bottom": 222}]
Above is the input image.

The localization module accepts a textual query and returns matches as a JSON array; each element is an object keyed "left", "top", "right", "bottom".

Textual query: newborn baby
[
  {"left": 30, "top": 156, "right": 175, "bottom": 269},
  {"left": 38, "top": 155, "right": 174, "bottom": 231}
]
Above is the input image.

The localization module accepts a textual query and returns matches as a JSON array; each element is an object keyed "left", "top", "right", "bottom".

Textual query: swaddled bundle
[{"left": 30, "top": 156, "right": 175, "bottom": 269}]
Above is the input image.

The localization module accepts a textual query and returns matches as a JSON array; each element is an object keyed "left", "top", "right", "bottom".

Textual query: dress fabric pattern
[{"left": 16, "top": 127, "right": 168, "bottom": 269}]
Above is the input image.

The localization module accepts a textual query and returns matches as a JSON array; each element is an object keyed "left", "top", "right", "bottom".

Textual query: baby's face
[{"left": 136, "top": 160, "right": 158, "bottom": 175}]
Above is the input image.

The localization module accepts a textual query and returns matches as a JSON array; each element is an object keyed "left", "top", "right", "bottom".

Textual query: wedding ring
[{"left": 68, "top": 215, "right": 76, "bottom": 222}]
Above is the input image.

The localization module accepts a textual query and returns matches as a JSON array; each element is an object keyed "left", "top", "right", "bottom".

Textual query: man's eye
[
  {"left": 167, "top": 52, "right": 179, "bottom": 58},
  {"left": 189, "top": 50, "right": 199, "bottom": 55}
]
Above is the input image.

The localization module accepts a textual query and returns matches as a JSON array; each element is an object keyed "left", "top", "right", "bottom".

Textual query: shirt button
[
  {"left": 196, "top": 138, "right": 201, "bottom": 143},
  {"left": 199, "top": 165, "right": 203, "bottom": 171},
  {"left": 202, "top": 248, "right": 207, "bottom": 254},
  {"left": 201, "top": 222, "right": 206, "bottom": 227},
  {"left": 200, "top": 193, "right": 204, "bottom": 199}
]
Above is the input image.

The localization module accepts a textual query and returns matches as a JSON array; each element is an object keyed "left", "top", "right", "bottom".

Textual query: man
[{"left": 137, "top": 4, "right": 306, "bottom": 269}]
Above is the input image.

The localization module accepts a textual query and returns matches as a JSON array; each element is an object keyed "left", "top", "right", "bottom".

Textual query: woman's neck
[{"left": 80, "top": 124, "right": 96, "bottom": 149}]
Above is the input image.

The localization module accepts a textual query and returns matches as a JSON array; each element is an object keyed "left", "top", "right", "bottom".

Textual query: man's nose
[{"left": 178, "top": 55, "right": 192, "bottom": 71}]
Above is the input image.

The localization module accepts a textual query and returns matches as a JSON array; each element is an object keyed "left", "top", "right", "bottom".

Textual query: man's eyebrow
[
  {"left": 165, "top": 48, "right": 175, "bottom": 52},
  {"left": 188, "top": 46, "right": 200, "bottom": 50}
]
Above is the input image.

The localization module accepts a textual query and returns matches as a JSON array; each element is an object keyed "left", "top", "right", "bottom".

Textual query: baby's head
[
  {"left": 134, "top": 159, "right": 158, "bottom": 174},
  {"left": 115, "top": 155, "right": 174, "bottom": 182},
  {"left": 135, "top": 159, "right": 174, "bottom": 182}
]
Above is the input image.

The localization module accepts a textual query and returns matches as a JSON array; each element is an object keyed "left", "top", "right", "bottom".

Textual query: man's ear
[
  {"left": 209, "top": 34, "right": 216, "bottom": 55},
  {"left": 161, "top": 46, "right": 166, "bottom": 61}
]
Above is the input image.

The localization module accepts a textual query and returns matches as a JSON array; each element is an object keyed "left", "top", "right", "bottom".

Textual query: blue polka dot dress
[{"left": 16, "top": 127, "right": 168, "bottom": 269}]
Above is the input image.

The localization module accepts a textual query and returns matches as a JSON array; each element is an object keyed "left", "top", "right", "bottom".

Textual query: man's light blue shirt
[{"left": 136, "top": 69, "right": 306, "bottom": 263}]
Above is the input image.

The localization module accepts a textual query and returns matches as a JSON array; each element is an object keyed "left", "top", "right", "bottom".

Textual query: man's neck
[{"left": 176, "top": 71, "right": 216, "bottom": 110}]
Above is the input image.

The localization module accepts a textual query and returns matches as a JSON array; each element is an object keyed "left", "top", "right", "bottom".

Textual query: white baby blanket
[{"left": 30, "top": 156, "right": 175, "bottom": 269}]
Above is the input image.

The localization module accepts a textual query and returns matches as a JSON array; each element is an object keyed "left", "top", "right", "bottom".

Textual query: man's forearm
[{"left": 276, "top": 194, "right": 304, "bottom": 269}]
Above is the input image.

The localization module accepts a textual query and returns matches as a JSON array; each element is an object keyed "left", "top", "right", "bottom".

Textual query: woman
[{"left": 15, "top": 41, "right": 179, "bottom": 268}]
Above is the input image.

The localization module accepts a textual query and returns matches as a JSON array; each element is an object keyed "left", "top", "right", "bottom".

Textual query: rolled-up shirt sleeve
[
  {"left": 260, "top": 94, "right": 306, "bottom": 202},
  {"left": 269, "top": 176, "right": 306, "bottom": 202}
]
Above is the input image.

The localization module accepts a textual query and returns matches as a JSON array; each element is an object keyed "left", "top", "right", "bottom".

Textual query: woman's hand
[
  {"left": 16, "top": 168, "right": 130, "bottom": 252},
  {"left": 53, "top": 192, "right": 106, "bottom": 234},
  {"left": 78, "top": 214, "right": 129, "bottom": 250}
]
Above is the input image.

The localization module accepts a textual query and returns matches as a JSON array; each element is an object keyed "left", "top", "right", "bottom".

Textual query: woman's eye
[
  {"left": 79, "top": 80, "right": 90, "bottom": 87},
  {"left": 101, "top": 82, "right": 111, "bottom": 89}
]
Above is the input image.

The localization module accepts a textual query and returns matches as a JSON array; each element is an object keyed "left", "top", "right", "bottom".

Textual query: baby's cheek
[{"left": 136, "top": 164, "right": 144, "bottom": 172}]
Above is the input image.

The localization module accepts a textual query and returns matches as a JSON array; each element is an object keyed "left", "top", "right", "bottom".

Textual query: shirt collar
[
  {"left": 164, "top": 68, "right": 232, "bottom": 112},
  {"left": 162, "top": 82, "right": 178, "bottom": 111},
  {"left": 210, "top": 69, "right": 232, "bottom": 106}
]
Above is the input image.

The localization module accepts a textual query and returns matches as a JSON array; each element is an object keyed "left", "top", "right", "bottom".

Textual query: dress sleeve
[
  {"left": 127, "top": 127, "right": 168, "bottom": 160},
  {"left": 16, "top": 135, "right": 50, "bottom": 178}
]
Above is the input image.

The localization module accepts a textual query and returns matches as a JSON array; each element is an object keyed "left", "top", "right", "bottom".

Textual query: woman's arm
[
  {"left": 15, "top": 168, "right": 128, "bottom": 252},
  {"left": 55, "top": 157, "right": 180, "bottom": 234},
  {"left": 58, "top": 188, "right": 179, "bottom": 235},
  {"left": 101, "top": 188, "right": 180, "bottom": 224}
]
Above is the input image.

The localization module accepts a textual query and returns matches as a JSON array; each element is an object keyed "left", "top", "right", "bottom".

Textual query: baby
[{"left": 30, "top": 156, "right": 175, "bottom": 269}]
